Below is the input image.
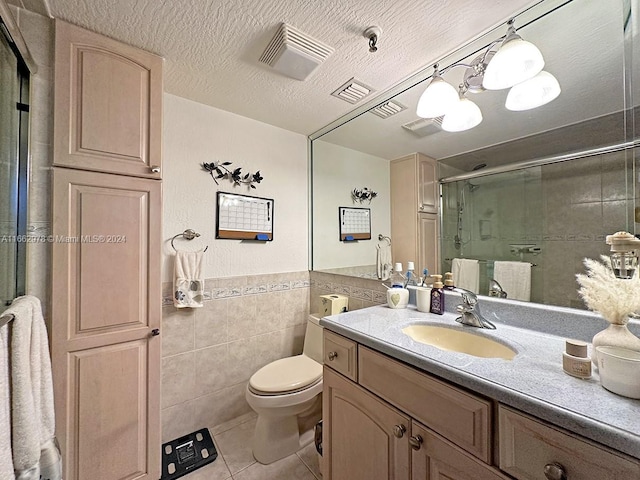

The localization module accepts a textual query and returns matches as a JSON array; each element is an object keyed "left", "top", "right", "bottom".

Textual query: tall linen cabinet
[{"left": 51, "top": 20, "right": 163, "bottom": 480}]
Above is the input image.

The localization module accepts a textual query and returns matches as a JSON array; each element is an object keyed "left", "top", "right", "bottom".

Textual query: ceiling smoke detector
[
  {"left": 402, "top": 117, "right": 443, "bottom": 137},
  {"left": 331, "top": 78, "right": 374, "bottom": 104},
  {"left": 260, "top": 23, "right": 334, "bottom": 81}
]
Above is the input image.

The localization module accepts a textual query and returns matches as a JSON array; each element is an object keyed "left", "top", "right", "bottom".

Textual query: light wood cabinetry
[
  {"left": 498, "top": 405, "right": 640, "bottom": 480},
  {"left": 322, "top": 331, "right": 640, "bottom": 480},
  {"left": 411, "top": 423, "right": 510, "bottom": 480},
  {"left": 390, "top": 153, "right": 439, "bottom": 273},
  {"left": 324, "top": 330, "right": 358, "bottom": 381},
  {"left": 52, "top": 21, "right": 163, "bottom": 480},
  {"left": 52, "top": 168, "right": 162, "bottom": 480},
  {"left": 54, "top": 20, "right": 163, "bottom": 178},
  {"left": 323, "top": 367, "right": 410, "bottom": 480}
]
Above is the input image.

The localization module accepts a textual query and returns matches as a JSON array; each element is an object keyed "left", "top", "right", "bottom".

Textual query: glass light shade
[
  {"left": 416, "top": 76, "right": 459, "bottom": 118},
  {"left": 482, "top": 37, "right": 544, "bottom": 90},
  {"left": 505, "top": 71, "right": 561, "bottom": 111},
  {"left": 441, "top": 98, "right": 483, "bottom": 132}
]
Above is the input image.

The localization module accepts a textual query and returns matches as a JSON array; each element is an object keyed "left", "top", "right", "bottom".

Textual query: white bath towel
[
  {"left": 2, "top": 296, "right": 61, "bottom": 480},
  {"left": 0, "top": 320, "right": 14, "bottom": 480},
  {"left": 494, "top": 261, "right": 532, "bottom": 302},
  {"left": 376, "top": 243, "right": 393, "bottom": 281},
  {"left": 174, "top": 250, "right": 205, "bottom": 308},
  {"left": 452, "top": 258, "right": 480, "bottom": 293}
]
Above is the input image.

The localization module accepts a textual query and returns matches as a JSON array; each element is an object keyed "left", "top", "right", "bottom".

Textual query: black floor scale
[{"left": 160, "top": 428, "right": 218, "bottom": 480}]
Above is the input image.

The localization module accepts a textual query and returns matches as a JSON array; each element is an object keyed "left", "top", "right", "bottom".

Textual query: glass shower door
[{"left": 0, "top": 26, "right": 22, "bottom": 305}]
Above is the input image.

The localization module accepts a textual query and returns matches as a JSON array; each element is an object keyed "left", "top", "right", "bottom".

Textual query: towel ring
[
  {"left": 378, "top": 234, "right": 391, "bottom": 245},
  {"left": 171, "top": 229, "right": 208, "bottom": 252}
]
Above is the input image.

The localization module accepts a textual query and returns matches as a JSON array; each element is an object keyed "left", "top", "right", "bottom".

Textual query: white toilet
[{"left": 246, "top": 313, "right": 324, "bottom": 464}]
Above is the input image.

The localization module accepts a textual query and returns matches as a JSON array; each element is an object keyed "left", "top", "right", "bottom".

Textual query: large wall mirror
[{"left": 311, "top": 0, "right": 639, "bottom": 309}]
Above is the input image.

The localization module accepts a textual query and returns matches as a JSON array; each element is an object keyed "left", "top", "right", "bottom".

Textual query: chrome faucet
[
  {"left": 452, "top": 288, "right": 496, "bottom": 329},
  {"left": 488, "top": 279, "right": 507, "bottom": 298}
]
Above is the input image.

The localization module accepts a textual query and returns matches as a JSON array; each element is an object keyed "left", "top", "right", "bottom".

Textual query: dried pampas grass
[{"left": 576, "top": 256, "right": 640, "bottom": 325}]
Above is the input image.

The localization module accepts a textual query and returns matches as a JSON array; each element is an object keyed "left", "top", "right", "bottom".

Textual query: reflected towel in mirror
[
  {"left": 494, "top": 261, "right": 531, "bottom": 301},
  {"left": 452, "top": 258, "right": 480, "bottom": 293},
  {"left": 376, "top": 243, "right": 393, "bottom": 281}
]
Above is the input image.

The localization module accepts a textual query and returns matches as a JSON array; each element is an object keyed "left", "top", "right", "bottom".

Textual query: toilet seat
[{"left": 249, "top": 354, "right": 322, "bottom": 395}]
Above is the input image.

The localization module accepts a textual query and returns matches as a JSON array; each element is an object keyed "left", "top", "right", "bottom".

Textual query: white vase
[{"left": 592, "top": 322, "right": 640, "bottom": 366}]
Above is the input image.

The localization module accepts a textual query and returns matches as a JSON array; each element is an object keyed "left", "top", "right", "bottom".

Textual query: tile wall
[
  {"left": 161, "top": 269, "right": 387, "bottom": 443},
  {"left": 161, "top": 271, "right": 311, "bottom": 442}
]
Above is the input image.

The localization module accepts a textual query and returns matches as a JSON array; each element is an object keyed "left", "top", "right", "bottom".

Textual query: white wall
[
  {"left": 162, "top": 93, "right": 308, "bottom": 281},
  {"left": 312, "top": 140, "right": 390, "bottom": 270}
]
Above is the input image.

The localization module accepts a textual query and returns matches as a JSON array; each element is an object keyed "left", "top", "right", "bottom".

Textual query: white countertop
[{"left": 320, "top": 304, "right": 640, "bottom": 460}]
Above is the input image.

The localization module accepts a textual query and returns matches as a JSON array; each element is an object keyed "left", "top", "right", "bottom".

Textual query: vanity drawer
[
  {"left": 323, "top": 330, "right": 358, "bottom": 381},
  {"left": 358, "top": 346, "right": 492, "bottom": 463},
  {"left": 498, "top": 405, "right": 640, "bottom": 480}
]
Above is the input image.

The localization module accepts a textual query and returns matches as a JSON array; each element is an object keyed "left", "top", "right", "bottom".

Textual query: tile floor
[{"left": 179, "top": 413, "right": 322, "bottom": 480}]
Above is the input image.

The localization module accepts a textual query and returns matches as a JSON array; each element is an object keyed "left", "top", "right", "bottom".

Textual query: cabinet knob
[
  {"left": 544, "top": 462, "right": 567, "bottom": 480},
  {"left": 150, "top": 165, "right": 161, "bottom": 173},
  {"left": 392, "top": 424, "right": 406, "bottom": 438},
  {"left": 150, "top": 328, "right": 160, "bottom": 337},
  {"left": 328, "top": 351, "right": 338, "bottom": 361},
  {"left": 409, "top": 435, "right": 423, "bottom": 450}
]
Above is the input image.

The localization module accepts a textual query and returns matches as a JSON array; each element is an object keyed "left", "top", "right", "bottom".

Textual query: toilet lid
[{"left": 249, "top": 355, "right": 322, "bottom": 394}]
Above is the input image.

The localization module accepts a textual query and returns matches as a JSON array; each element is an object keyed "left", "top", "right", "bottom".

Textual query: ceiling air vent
[
  {"left": 331, "top": 78, "right": 374, "bottom": 104},
  {"left": 370, "top": 100, "right": 406, "bottom": 119},
  {"left": 402, "top": 117, "right": 443, "bottom": 137},
  {"left": 260, "top": 23, "right": 334, "bottom": 81}
]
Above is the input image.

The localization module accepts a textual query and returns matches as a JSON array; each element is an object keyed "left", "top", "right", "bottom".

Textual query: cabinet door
[
  {"left": 51, "top": 167, "right": 161, "bottom": 480},
  {"left": 54, "top": 20, "right": 163, "bottom": 178},
  {"left": 418, "top": 154, "right": 438, "bottom": 214},
  {"left": 411, "top": 422, "right": 509, "bottom": 480},
  {"left": 418, "top": 214, "right": 440, "bottom": 276},
  {"left": 390, "top": 154, "right": 419, "bottom": 267},
  {"left": 323, "top": 366, "right": 410, "bottom": 480}
]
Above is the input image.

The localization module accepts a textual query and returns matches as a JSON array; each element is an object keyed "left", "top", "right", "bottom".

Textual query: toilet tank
[{"left": 303, "top": 314, "right": 324, "bottom": 364}]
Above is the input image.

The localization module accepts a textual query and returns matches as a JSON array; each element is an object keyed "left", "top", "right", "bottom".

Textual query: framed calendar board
[
  {"left": 216, "top": 192, "right": 274, "bottom": 240},
  {"left": 339, "top": 207, "right": 371, "bottom": 241}
]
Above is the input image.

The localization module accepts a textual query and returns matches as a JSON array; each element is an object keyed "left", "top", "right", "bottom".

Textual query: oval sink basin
[{"left": 402, "top": 324, "right": 517, "bottom": 360}]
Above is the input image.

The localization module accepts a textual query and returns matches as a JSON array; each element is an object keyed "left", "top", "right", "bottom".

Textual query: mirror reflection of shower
[{"left": 454, "top": 180, "right": 480, "bottom": 252}]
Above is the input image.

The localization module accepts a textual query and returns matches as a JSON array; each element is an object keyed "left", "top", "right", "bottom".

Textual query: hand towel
[
  {"left": 174, "top": 250, "right": 205, "bottom": 308},
  {"left": 494, "top": 261, "right": 532, "bottom": 301},
  {"left": 376, "top": 243, "right": 393, "bottom": 281},
  {"left": 2, "top": 296, "right": 60, "bottom": 480},
  {"left": 452, "top": 258, "right": 480, "bottom": 293},
  {"left": 0, "top": 320, "right": 14, "bottom": 480}
]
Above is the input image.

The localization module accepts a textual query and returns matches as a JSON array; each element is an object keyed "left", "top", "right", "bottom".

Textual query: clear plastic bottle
[
  {"left": 390, "top": 262, "right": 405, "bottom": 288},
  {"left": 405, "top": 261, "right": 418, "bottom": 287}
]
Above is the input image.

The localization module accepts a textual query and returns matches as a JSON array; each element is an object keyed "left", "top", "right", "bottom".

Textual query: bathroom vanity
[{"left": 320, "top": 304, "right": 640, "bottom": 480}]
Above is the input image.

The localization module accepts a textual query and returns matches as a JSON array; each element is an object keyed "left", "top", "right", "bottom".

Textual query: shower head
[{"left": 466, "top": 181, "right": 480, "bottom": 192}]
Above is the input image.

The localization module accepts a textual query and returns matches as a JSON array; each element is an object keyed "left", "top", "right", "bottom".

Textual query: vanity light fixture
[
  {"left": 416, "top": 64, "right": 459, "bottom": 118},
  {"left": 416, "top": 18, "right": 559, "bottom": 132},
  {"left": 441, "top": 87, "right": 483, "bottom": 132}
]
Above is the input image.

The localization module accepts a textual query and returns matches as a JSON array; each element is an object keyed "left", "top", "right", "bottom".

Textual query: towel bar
[
  {"left": 0, "top": 313, "right": 15, "bottom": 328},
  {"left": 378, "top": 234, "right": 391, "bottom": 245},
  {"left": 445, "top": 258, "right": 536, "bottom": 267},
  {"left": 171, "top": 229, "right": 208, "bottom": 252}
]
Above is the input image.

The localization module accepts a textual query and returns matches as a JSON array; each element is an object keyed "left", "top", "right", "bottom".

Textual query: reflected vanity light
[
  {"left": 441, "top": 94, "right": 483, "bottom": 132},
  {"left": 416, "top": 19, "right": 558, "bottom": 132},
  {"left": 505, "top": 71, "right": 561, "bottom": 111}
]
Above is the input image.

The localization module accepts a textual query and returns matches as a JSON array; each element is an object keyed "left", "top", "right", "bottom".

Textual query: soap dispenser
[
  {"left": 444, "top": 272, "right": 455, "bottom": 290},
  {"left": 430, "top": 275, "right": 445, "bottom": 315}
]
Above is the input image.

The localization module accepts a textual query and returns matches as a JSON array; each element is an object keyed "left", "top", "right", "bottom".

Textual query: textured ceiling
[
  {"left": 35, "top": 0, "right": 539, "bottom": 135},
  {"left": 319, "top": 0, "right": 627, "bottom": 166}
]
